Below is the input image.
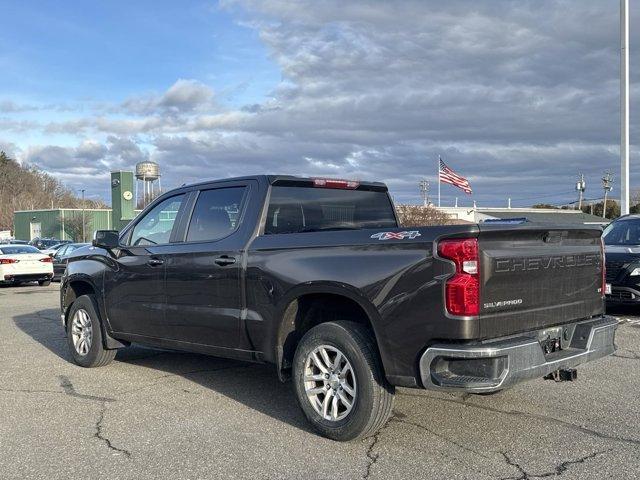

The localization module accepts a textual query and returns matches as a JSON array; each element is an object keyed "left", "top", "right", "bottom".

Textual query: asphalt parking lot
[{"left": 1, "top": 284, "right": 639, "bottom": 479}]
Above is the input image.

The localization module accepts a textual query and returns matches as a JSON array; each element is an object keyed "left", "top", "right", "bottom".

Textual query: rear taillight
[
  {"left": 438, "top": 238, "right": 480, "bottom": 316},
  {"left": 600, "top": 237, "right": 606, "bottom": 298},
  {"left": 0, "top": 258, "right": 18, "bottom": 264},
  {"left": 313, "top": 178, "right": 360, "bottom": 189},
  {"left": 40, "top": 257, "right": 53, "bottom": 263}
]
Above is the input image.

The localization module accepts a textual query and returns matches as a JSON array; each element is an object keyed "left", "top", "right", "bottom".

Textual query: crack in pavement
[
  {"left": 362, "top": 430, "right": 382, "bottom": 480},
  {"left": 94, "top": 401, "right": 131, "bottom": 458},
  {"left": 0, "top": 388, "right": 66, "bottom": 395},
  {"left": 55, "top": 376, "right": 128, "bottom": 457},
  {"left": 58, "top": 375, "right": 116, "bottom": 403},
  {"left": 499, "top": 449, "right": 612, "bottom": 479},
  {"left": 116, "top": 363, "right": 253, "bottom": 396},
  {"left": 400, "top": 392, "right": 640, "bottom": 448},
  {"left": 390, "top": 415, "right": 493, "bottom": 460}
]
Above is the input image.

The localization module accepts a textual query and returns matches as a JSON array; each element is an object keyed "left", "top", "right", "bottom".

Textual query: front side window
[
  {"left": 129, "top": 194, "right": 185, "bottom": 246},
  {"left": 264, "top": 186, "right": 397, "bottom": 234},
  {"left": 186, "top": 187, "right": 247, "bottom": 242}
]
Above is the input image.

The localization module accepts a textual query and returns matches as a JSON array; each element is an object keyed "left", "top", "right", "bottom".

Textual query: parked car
[
  {"left": 60, "top": 175, "right": 615, "bottom": 441},
  {"left": 0, "top": 244, "right": 54, "bottom": 286},
  {"left": 29, "top": 238, "right": 69, "bottom": 250},
  {"left": 603, "top": 214, "right": 640, "bottom": 304},
  {"left": 42, "top": 242, "right": 76, "bottom": 257},
  {"left": 51, "top": 243, "right": 90, "bottom": 281}
]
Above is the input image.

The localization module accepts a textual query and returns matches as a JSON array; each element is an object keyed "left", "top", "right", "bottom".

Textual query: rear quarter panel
[{"left": 245, "top": 225, "right": 478, "bottom": 381}]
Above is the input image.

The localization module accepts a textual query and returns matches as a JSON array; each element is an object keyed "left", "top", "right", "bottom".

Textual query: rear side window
[
  {"left": 186, "top": 187, "right": 247, "bottom": 242},
  {"left": 265, "top": 186, "right": 397, "bottom": 234}
]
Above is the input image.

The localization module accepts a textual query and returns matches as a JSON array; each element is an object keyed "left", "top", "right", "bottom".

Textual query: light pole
[
  {"left": 620, "top": 0, "right": 630, "bottom": 214},
  {"left": 80, "top": 189, "right": 86, "bottom": 242},
  {"left": 602, "top": 172, "right": 614, "bottom": 218},
  {"left": 575, "top": 173, "right": 586, "bottom": 210},
  {"left": 418, "top": 180, "right": 430, "bottom": 206}
]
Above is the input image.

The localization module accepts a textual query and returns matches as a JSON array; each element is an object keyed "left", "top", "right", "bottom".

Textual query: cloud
[
  {"left": 3, "top": 0, "right": 639, "bottom": 206},
  {"left": 0, "top": 100, "right": 35, "bottom": 113},
  {"left": 120, "top": 79, "right": 216, "bottom": 116}
]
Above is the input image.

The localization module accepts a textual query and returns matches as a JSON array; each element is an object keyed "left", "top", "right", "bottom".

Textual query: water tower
[{"left": 135, "top": 161, "right": 161, "bottom": 207}]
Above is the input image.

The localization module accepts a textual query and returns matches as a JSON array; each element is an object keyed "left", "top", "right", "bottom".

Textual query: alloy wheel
[
  {"left": 71, "top": 308, "right": 93, "bottom": 356},
  {"left": 304, "top": 345, "right": 357, "bottom": 421}
]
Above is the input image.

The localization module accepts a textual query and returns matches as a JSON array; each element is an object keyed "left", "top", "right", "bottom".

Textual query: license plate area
[{"left": 538, "top": 327, "right": 563, "bottom": 355}]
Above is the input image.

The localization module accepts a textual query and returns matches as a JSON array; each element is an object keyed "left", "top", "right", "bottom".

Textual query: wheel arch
[
  {"left": 62, "top": 275, "right": 127, "bottom": 349},
  {"left": 273, "top": 282, "right": 386, "bottom": 381}
]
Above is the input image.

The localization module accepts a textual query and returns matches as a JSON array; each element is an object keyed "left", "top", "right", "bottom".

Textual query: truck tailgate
[{"left": 477, "top": 225, "right": 604, "bottom": 338}]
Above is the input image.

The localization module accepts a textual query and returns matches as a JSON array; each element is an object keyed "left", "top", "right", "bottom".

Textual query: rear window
[
  {"left": 0, "top": 246, "right": 41, "bottom": 255},
  {"left": 265, "top": 186, "right": 397, "bottom": 234}
]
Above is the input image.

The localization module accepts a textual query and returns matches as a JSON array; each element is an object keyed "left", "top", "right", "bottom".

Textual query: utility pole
[
  {"left": 575, "top": 173, "right": 586, "bottom": 210},
  {"left": 602, "top": 172, "right": 614, "bottom": 218},
  {"left": 80, "top": 189, "right": 86, "bottom": 242},
  {"left": 418, "top": 180, "right": 430, "bottom": 207},
  {"left": 620, "top": 0, "right": 630, "bottom": 215}
]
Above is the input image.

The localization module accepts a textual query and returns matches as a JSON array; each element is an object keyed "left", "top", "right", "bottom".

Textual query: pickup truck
[{"left": 60, "top": 175, "right": 616, "bottom": 441}]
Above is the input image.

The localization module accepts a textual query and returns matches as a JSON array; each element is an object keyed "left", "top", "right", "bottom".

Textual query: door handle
[
  {"left": 147, "top": 258, "right": 164, "bottom": 267},
  {"left": 214, "top": 255, "right": 236, "bottom": 266}
]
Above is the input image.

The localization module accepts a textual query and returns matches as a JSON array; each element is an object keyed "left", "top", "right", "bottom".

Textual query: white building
[{"left": 435, "top": 206, "right": 608, "bottom": 226}]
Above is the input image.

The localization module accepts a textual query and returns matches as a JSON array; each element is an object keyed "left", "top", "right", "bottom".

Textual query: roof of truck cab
[{"left": 176, "top": 175, "right": 388, "bottom": 191}]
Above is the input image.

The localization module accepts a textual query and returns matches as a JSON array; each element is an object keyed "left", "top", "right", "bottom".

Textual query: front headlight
[{"left": 629, "top": 267, "right": 640, "bottom": 276}]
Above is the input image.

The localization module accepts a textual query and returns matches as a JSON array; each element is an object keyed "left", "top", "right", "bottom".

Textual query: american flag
[{"left": 439, "top": 158, "right": 472, "bottom": 194}]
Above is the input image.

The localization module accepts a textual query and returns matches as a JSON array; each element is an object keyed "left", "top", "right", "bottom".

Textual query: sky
[{"left": 0, "top": 0, "right": 638, "bottom": 207}]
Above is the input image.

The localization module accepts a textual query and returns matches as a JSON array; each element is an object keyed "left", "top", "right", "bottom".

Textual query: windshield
[
  {"left": 0, "top": 245, "right": 41, "bottom": 255},
  {"left": 603, "top": 220, "right": 640, "bottom": 246}
]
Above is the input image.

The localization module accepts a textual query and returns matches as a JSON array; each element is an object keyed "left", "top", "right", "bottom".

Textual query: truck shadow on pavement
[{"left": 13, "top": 308, "right": 314, "bottom": 435}]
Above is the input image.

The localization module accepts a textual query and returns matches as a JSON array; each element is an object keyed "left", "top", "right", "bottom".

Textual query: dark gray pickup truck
[{"left": 60, "top": 175, "right": 616, "bottom": 441}]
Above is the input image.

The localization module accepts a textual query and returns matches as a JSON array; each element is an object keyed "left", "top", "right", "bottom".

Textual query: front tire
[
  {"left": 38, "top": 279, "right": 51, "bottom": 286},
  {"left": 66, "top": 294, "right": 116, "bottom": 367},
  {"left": 293, "top": 321, "right": 394, "bottom": 441}
]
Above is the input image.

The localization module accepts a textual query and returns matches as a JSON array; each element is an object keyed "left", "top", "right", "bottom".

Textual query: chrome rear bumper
[{"left": 419, "top": 316, "right": 617, "bottom": 393}]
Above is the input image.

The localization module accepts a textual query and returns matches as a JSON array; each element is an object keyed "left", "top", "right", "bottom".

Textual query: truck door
[
  {"left": 104, "top": 193, "right": 187, "bottom": 338},
  {"left": 162, "top": 181, "right": 256, "bottom": 349}
]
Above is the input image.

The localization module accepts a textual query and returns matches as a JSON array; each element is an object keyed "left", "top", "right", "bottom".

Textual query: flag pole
[
  {"left": 437, "top": 155, "right": 441, "bottom": 207},
  {"left": 620, "top": 0, "right": 630, "bottom": 214}
]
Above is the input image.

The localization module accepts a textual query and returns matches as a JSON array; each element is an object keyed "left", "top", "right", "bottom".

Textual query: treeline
[
  {"left": 0, "top": 151, "right": 107, "bottom": 231},
  {"left": 533, "top": 200, "right": 636, "bottom": 219}
]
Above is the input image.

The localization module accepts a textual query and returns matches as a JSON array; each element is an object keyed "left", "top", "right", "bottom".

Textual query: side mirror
[{"left": 92, "top": 230, "right": 120, "bottom": 249}]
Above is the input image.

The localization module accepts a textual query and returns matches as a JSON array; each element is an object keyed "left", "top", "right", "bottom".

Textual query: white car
[{"left": 0, "top": 244, "right": 54, "bottom": 286}]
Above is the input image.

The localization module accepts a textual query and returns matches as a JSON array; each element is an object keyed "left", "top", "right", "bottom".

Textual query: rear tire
[
  {"left": 38, "top": 280, "right": 51, "bottom": 286},
  {"left": 293, "top": 321, "right": 394, "bottom": 441},
  {"left": 66, "top": 294, "right": 116, "bottom": 368}
]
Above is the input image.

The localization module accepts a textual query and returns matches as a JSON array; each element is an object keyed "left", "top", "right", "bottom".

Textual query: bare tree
[
  {"left": 0, "top": 151, "right": 108, "bottom": 232},
  {"left": 63, "top": 213, "right": 94, "bottom": 242},
  {"left": 396, "top": 204, "right": 452, "bottom": 227}
]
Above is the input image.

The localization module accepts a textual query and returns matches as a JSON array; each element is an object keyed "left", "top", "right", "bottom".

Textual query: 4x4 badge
[{"left": 371, "top": 231, "right": 421, "bottom": 240}]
